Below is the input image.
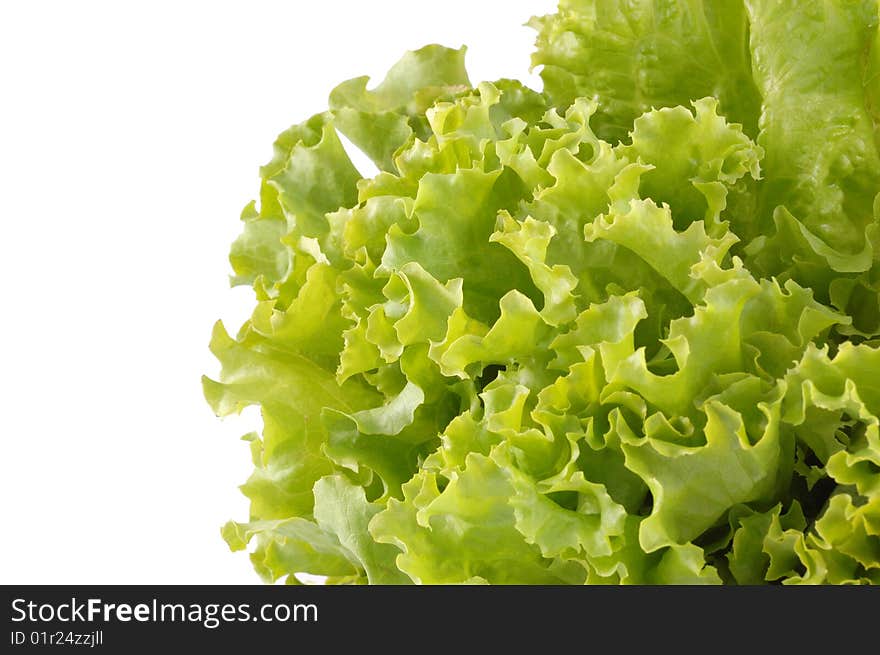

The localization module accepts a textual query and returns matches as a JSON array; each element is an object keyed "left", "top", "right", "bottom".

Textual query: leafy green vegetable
[{"left": 206, "top": 1, "right": 880, "bottom": 584}]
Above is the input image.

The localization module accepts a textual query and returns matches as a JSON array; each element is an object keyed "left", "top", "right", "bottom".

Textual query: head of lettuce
[{"left": 205, "top": 0, "right": 880, "bottom": 585}]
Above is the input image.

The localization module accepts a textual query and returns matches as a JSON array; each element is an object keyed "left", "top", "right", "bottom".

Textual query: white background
[{"left": 0, "top": 0, "right": 556, "bottom": 583}]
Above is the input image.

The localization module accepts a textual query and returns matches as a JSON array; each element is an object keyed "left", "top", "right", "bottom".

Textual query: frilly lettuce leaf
[
  {"left": 208, "top": 3, "right": 880, "bottom": 584},
  {"left": 329, "top": 45, "right": 470, "bottom": 173},
  {"left": 529, "top": 0, "right": 763, "bottom": 142},
  {"left": 533, "top": 0, "right": 880, "bottom": 340}
]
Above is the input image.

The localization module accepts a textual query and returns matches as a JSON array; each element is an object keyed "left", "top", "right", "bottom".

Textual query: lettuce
[{"left": 206, "top": 1, "right": 880, "bottom": 584}]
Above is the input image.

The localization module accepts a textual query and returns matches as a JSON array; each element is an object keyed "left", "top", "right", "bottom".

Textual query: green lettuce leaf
[
  {"left": 209, "top": 5, "right": 880, "bottom": 584},
  {"left": 530, "top": 0, "right": 763, "bottom": 142}
]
